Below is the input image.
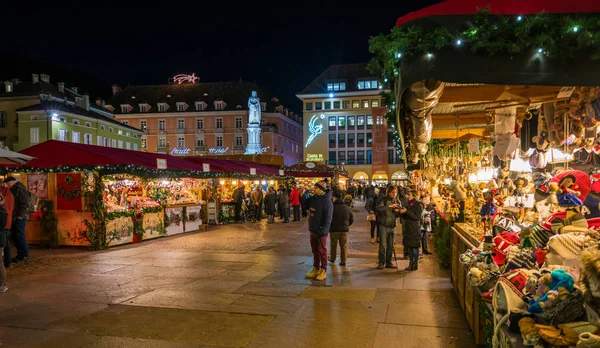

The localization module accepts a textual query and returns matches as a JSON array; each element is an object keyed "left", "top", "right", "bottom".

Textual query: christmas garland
[
  {"left": 368, "top": 9, "right": 600, "bottom": 154},
  {"left": 39, "top": 200, "right": 58, "bottom": 247}
]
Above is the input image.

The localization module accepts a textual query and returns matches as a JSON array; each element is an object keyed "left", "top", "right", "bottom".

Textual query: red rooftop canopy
[{"left": 396, "top": 0, "right": 600, "bottom": 27}]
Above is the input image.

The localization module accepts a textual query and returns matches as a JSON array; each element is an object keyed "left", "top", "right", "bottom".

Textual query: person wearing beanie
[
  {"left": 0, "top": 193, "right": 8, "bottom": 292},
  {"left": 375, "top": 185, "right": 402, "bottom": 269},
  {"left": 3, "top": 176, "right": 30, "bottom": 263},
  {"left": 305, "top": 179, "right": 333, "bottom": 281},
  {"left": 328, "top": 187, "right": 353, "bottom": 266},
  {"left": 399, "top": 190, "right": 424, "bottom": 271}
]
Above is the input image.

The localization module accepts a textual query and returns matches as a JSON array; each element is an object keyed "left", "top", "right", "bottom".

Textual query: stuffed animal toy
[
  {"left": 500, "top": 178, "right": 515, "bottom": 199},
  {"left": 527, "top": 269, "right": 575, "bottom": 313},
  {"left": 480, "top": 191, "right": 497, "bottom": 232},
  {"left": 448, "top": 180, "right": 467, "bottom": 201},
  {"left": 544, "top": 182, "right": 560, "bottom": 213},
  {"left": 579, "top": 249, "right": 600, "bottom": 310},
  {"left": 530, "top": 131, "right": 551, "bottom": 169},
  {"left": 513, "top": 177, "right": 529, "bottom": 207}
]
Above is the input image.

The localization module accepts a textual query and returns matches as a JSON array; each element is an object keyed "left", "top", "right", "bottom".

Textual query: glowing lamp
[
  {"left": 232, "top": 180, "right": 237, "bottom": 185},
  {"left": 220, "top": 180, "right": 225, "bottom": 185}
]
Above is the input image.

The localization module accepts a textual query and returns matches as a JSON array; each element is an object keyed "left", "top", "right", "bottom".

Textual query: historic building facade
[
  {"left": 108, "top": 79, "right": 303, "bottom": 166},
  {"left": 297, "top": 63, "right": 406, "bottom": 185}
]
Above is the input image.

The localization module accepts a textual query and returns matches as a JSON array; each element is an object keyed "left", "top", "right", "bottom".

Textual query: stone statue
[{"left": 248, "top": 91, "right": 261, "bottom": 124}]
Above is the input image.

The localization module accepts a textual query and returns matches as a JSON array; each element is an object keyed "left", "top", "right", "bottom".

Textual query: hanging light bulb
[
  {"left": 517, "top": 15, "right": 522, "bottom": 21},
  {"left": 456, "top": 39, "right": 462, "bottom": 46}
]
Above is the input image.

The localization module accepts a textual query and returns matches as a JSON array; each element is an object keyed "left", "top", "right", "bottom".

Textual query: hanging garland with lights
[{"left": 368, "top": 8, "right": 600, "bottom": 154}]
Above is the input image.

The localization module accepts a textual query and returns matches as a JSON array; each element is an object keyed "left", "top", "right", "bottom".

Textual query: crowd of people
[{"left": 304, "top": 180, "right": 436, "bottom": 281}]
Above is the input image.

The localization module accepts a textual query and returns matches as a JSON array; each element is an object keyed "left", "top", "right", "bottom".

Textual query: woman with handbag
[{"left": 366, "top": 186, "right": 379, "bottom": 244}]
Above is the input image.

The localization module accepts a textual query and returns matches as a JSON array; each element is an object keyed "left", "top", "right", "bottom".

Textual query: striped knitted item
[
  {"left": 504, "top": 246, "right": 537, "bottom": 272},
  {"left": 548, "top": 233, "right": 597, "bottom": 260},
  {"left": 530, "top": 224, "right": 553, "bottom": 248}
]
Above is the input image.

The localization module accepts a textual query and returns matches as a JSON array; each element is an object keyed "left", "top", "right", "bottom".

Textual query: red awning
[
  {"left": 13, "top": 140, "right": 201, "bottom": 171},
  {"left": 396, "top": 0, "right": 600, "bottom": 27}
]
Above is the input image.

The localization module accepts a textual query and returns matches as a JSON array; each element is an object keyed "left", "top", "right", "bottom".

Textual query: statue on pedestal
[{"left": 248, "top": 91, "right": 261, "bottom": 125}]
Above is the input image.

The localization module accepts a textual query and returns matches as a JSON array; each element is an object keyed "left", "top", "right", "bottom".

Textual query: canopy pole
[{"left": 395, "top": 73, "right": 408, "bottom": 165}]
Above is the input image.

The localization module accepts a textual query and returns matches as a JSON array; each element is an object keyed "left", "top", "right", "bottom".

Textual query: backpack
[{"left": 27, "top": 190, "right": 39, "bottom": 213}]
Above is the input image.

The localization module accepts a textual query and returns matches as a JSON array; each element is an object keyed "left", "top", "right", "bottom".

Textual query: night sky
[{"left": 2, "top": 1, "right": 441, "bottom": 112}]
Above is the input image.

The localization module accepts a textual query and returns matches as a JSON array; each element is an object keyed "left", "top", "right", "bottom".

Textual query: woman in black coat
[
  {"left": 264, "top": 187, "right": 278, "bottom": 223},
  {"left": 399, "top": 190, "right": 424, "bottom": 271},
  {"left": 365, "top": 186, "right": 379, "bottom": 244}
]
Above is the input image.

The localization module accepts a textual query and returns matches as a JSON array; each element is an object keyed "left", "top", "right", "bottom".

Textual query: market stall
[
  {"left": 371, "top": 0, "right": 600, "bottom": 346},
  {"left": 283, "top": 161, "right": 348, "bottom": 190}
]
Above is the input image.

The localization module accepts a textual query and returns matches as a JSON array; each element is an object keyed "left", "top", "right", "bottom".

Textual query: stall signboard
[
  {"left": 186, "top": 205, "right": 202, "bottom": 231},
  {"left": 207, "top": 198, "right": 217, "bottom": 224},
  {"left": 27, "top": 173, "right": 48, "bottom": 199},
  {"left": 143, "top": 211, "right": 165, "bottom": 240},
  {"left": 279, "top": 169, "right": 284, "bottom": 176},
  {"left": 157, "top": 158, "right": 167, "bottom": 169},
  {"left": 107, "top": 216, "right": 134, "bottom": 246},
  {"left": 468, "top": 138, "right": 479, "bottom": 153},
  {"left": 306, "top": 154, "right": 323, "bottom": 162},
  {"left": 203, "top": 163, "right": 210, "bottom": 172},
  {"left": 165, "top": 206, "right": 184, "bottom": 235},
  {"left": 250, "top": 168, "right": 256, "bottom": 175},
  {"left": 56, "top": 173, "right": 82, "bottom": 210},
  {"left": 57, "top": 211, "right": 94, "bottom": 246}
]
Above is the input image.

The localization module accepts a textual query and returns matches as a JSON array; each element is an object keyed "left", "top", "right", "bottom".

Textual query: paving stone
[
  {"left": 62, "top": 305, "right": 274, "bottom": 347},
  {"left": 0, "top": 300, "right": 107, "bottom": 330},
  {"left": 299, "top": 286, "right": 377, "bottom": 301},
  {"left": 225, "top": 294, "right": 307, "bottom": 316},
  {"left": 125, "top": 289, "right": 243, "bottom": 311},
  {"left": 384, "top": 290, "right": 466, "bottom": 329},
  {"left": 154, "top": 267, "right": 227, "bottom": 279},
  {"left": 103, "top": 265, "right": 172, "bottom": 278},
  {"left": 82, "top": 336, "right": 202, "bottom": 347},
  {"left": 122, "top": 276, "right": 197, "bottom": 289},
  {"left": 373, "top": 324, "right": 476, "bottom": 348},
  {"left": 0, "top": 326, "right": 99, "bottom": 348},
  {"left": 131, "top": 250, "right": 203, "bottom": 260},
  {"left": 208, "top": 268, "right": 272, "bottom": 282},
  {"left": 402, "top": 277, "right": 453, "bottom": 291},
  {"left": 182, "top": 279, "right": 248, "bottom": 293},
  {"left": 233, "top": 281, "right": 309, "bottom": 297}
]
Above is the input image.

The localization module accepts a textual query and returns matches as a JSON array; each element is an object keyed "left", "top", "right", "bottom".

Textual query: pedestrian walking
[
  {"left": 399, "top": 190, "right": 424, "bottom": 271},
  {"left": 421, "top": 209, "right": 433, "bottom": 255},
  {"left": 279, "top": 188, "right": 290, "bottom": 223},
  {"left": 300, "top": 187, "right": 310, "bottom": 218},
  {"left": 305, "top": 179, "right": 333, "bottom": 281},
  {"left": 251, "top": 186, "right": 263, "bottom": 221},
  {"left": 0, "top": 186, "right": 14, "bottom": 268},
  {"left": 233, "top": 184, "right": 245, "bottom": 223},
  {"left": 366, "top": 186, "right": 379, "bottom": 244},
  {"left": 289, "top": 185, "right": 301, "bottom": 221},
  {"left": 329, "top": 187, "right": 353, "bottom": 266},
  {"left": 375, "top": 185, "right": 401, "bottom": 269},
  {"left": 264, "top": 187, "right": 277, "bottom": 223},
  {"left": 4, "top": 177, "right": 30, "bottom": 263},
  {"left": 0, "top": 192, "right": 8, "bottom": 293}
]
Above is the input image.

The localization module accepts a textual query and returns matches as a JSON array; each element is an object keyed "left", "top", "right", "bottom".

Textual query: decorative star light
[{"left": 173, "top": 73, "right": 199, "bottom": 84}]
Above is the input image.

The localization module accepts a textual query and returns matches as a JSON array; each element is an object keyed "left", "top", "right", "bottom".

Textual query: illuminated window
[
  {"left": 328, "top": 116, "right": 336, "bottom": 130},
  {"left": 338, "top": 116, "right": 346, "bottom": 129},
  {"left": 371, "top": 99, "right": 380, "bottom": 107},
  {"left": 59, "top": 129, "right": 68, "bottom": 141},
  {"left": 357, "top": 115, "right": 365, "bottom": 129},
  {"left": 118, "top": 140, "right": 123, "bottom": 148},
  {"left": 120, "top": 105, "right": 129, "bottom": 113},
  {"left": 158, "top": 104, "right": 167, "bottom": 112},
  {"left": 367, "top": 132, "right": 372, "bottom": 145},
  {"left": 352, "top": 100, "right": 360, "bottom": 108},
  {"left": 362, "top": 100, "right": 369, "bottom": 108},
  {"left": 347, "top": 116, "right": 355, "bottom": 128},
  {"left": 141, "top": 137, "right": 147, "bottom": 149},
  {"left": 30, "top": 128, "right": 39, "bottom": 145}
]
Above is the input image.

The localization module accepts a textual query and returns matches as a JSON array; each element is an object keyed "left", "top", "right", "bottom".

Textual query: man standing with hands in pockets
[
  {"left": 399, "top": 190, "right": 424, "bottom": 271},
  {"left": 375, "top": 186, "right": 401, "bottom": 269}
]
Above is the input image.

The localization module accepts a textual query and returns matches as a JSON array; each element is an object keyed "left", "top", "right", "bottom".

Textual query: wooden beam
[
  {"left": 431, "top": 113, "right": 489, "bottom": 127},
  {"left": 439, "top": 84, "right": 562, "bottom": 103},
  {"left": 431, "top": 128, "right": 490, "bottom": 139}
]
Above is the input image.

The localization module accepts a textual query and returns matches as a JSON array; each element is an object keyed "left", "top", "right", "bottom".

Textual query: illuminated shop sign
[
  {"left": 209, "top": 147, "right": 229, "bottom": 154},
  {"left": 305, "top": 114, "right": 325, "bottom": 147},
  {"left": 306, "top": 154, "right": 324, "bottom": 162},
  {"left": 170, "top": 148, "right": 191, "bottom": 155}
]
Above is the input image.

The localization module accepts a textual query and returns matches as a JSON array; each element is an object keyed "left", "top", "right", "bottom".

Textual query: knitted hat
[
  {"left": 3, "top": 176, "right": 16, "bottom": 184},
  {"left": 332, "top": 187, "right": 342, "bottom": 200},
  {"left": 492, "top": 232, "right": 521, "bottom": 265}
]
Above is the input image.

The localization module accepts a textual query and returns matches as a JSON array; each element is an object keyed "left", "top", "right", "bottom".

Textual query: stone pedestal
[{"left": 245, "top": 123, "right": 262, "bottom": 155}]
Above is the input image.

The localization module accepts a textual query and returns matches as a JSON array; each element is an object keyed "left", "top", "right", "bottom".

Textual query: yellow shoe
[
  {"left": 370, "top": 238, "right": 375, "bottom": 244},
  {"left": 305, "top": 267, "right": 318, "bottom": 279},
  {"left": 315, "top": 269, "right": 327, "bottom": 281}
]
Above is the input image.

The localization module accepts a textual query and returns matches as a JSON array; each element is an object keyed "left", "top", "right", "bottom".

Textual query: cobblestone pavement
[{"left": 1, "top": 201, "right": 476, "bottom": 348}]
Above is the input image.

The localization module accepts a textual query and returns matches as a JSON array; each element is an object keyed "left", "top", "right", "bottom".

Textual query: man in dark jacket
[
  {"left": 399, "top": 190, "right": 424, "bottom": 271},
  {"left": 232, "top": 184, "right": 245, "bottom": 223},
  {"left": 305, "top": 180, "right": 333, "bottom": 281},
  {"left": 375, "top": 185, "right": 401, "bottom": 269},
  {"left": 264, "top": 187, "right": 277, "bottom": 223},
  {"left": 4, "top": 177, "right": 30, "bottom": 263},
  {"left": 328, "top": 187, "right": 353, "bottom": 266}
]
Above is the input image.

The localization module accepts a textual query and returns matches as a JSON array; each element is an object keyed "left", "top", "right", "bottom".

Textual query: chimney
[
  {"left": 58, "top": 82, "right": 65, "bottom": 93},
  {"left": 95, "top": 97, "right": 102, "bottom": 106},
  {"left": 83, "top": 94, "right": 90, "bottom": 111},
  {"left": 40, "top": 74, "right": 49, "bottom": 83},
  {"left": 32, "top": 74, "right": 39, "bottom": 84},
  {"left": 72, "top": 86, "right": 78, "bottom": 93},
  {"left": 112, "top": 84, "right": 121, "bottom": 96}
]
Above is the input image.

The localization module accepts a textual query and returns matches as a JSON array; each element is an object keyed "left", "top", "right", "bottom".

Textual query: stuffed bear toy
[{"left": 530, "top": 131, "right": 551, "bottom": 169}]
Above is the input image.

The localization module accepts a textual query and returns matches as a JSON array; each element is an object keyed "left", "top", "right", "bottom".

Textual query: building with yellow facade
[{"left": 297, "top": 64, "right": 406, "bottom": 185}]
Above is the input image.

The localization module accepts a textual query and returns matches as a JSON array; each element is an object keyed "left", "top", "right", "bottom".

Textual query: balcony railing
[
  {"left": 176, "top": 128, "right": 186, "bottom": 134},
  {"left": 156, "top": 146, "right": 167, "bottom": 153},
  {"left": 194, "top": 145, "right": 207, "bottom": 152}
]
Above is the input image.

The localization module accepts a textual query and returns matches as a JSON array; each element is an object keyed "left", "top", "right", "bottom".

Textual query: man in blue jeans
[{"left": 4, "top": 177, "right": 30, "bottom": 264}]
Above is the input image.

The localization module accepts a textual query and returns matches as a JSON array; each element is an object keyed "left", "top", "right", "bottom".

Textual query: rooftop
[{"left": 298, "top": 63, "right": 382, "bottom": 95}]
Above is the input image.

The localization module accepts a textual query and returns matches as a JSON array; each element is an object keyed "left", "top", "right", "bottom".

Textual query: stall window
[
  {"left": 347, "top": 150, "right": 355, "bottom": 164},
  {"left": 357, "top": 133, "right": 365, "bottom": 147},
  {"left": 367, "top": 132, "right": 372, "bottom": 146},
  {"left": 367, "top": 115, "right": 373, "bottom": 130},
  {"left": 342, "top": 100, "right": 350, "bottom": 109},
  {"left": 328, "top": 116, "right": 336, "bottom": 131},
  {"left": 306, "top": 102, "right": 313, "bottom": 111},
  {"left": 357, "top": 115, "right": 365, "bottom": 130},
  {"left": 347, "top": 133, "right": 355, "bottom": 147},
  {"left": 216, "top": 136, "right": 223, "bottom": 147},
  {"left": 328, "top": 151, "right": 336, "bottom": 165},
  {"left": 338, "top": 134, "right": 345, "bottom": 148},
  {"left": 329, "top": 134, "right": 336, "bottom": 148},
  {"left": 347, "top": 116, "right": 355, "bottom": 129},
  {"left": 338, "top": 116, "right": 346, "bottom": 129},
  {"left": 357, "top": 150, "right": 365, "bottom": 164},
  {"left": 315, "top": 102, "right": 322, "bottom": 110}
]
